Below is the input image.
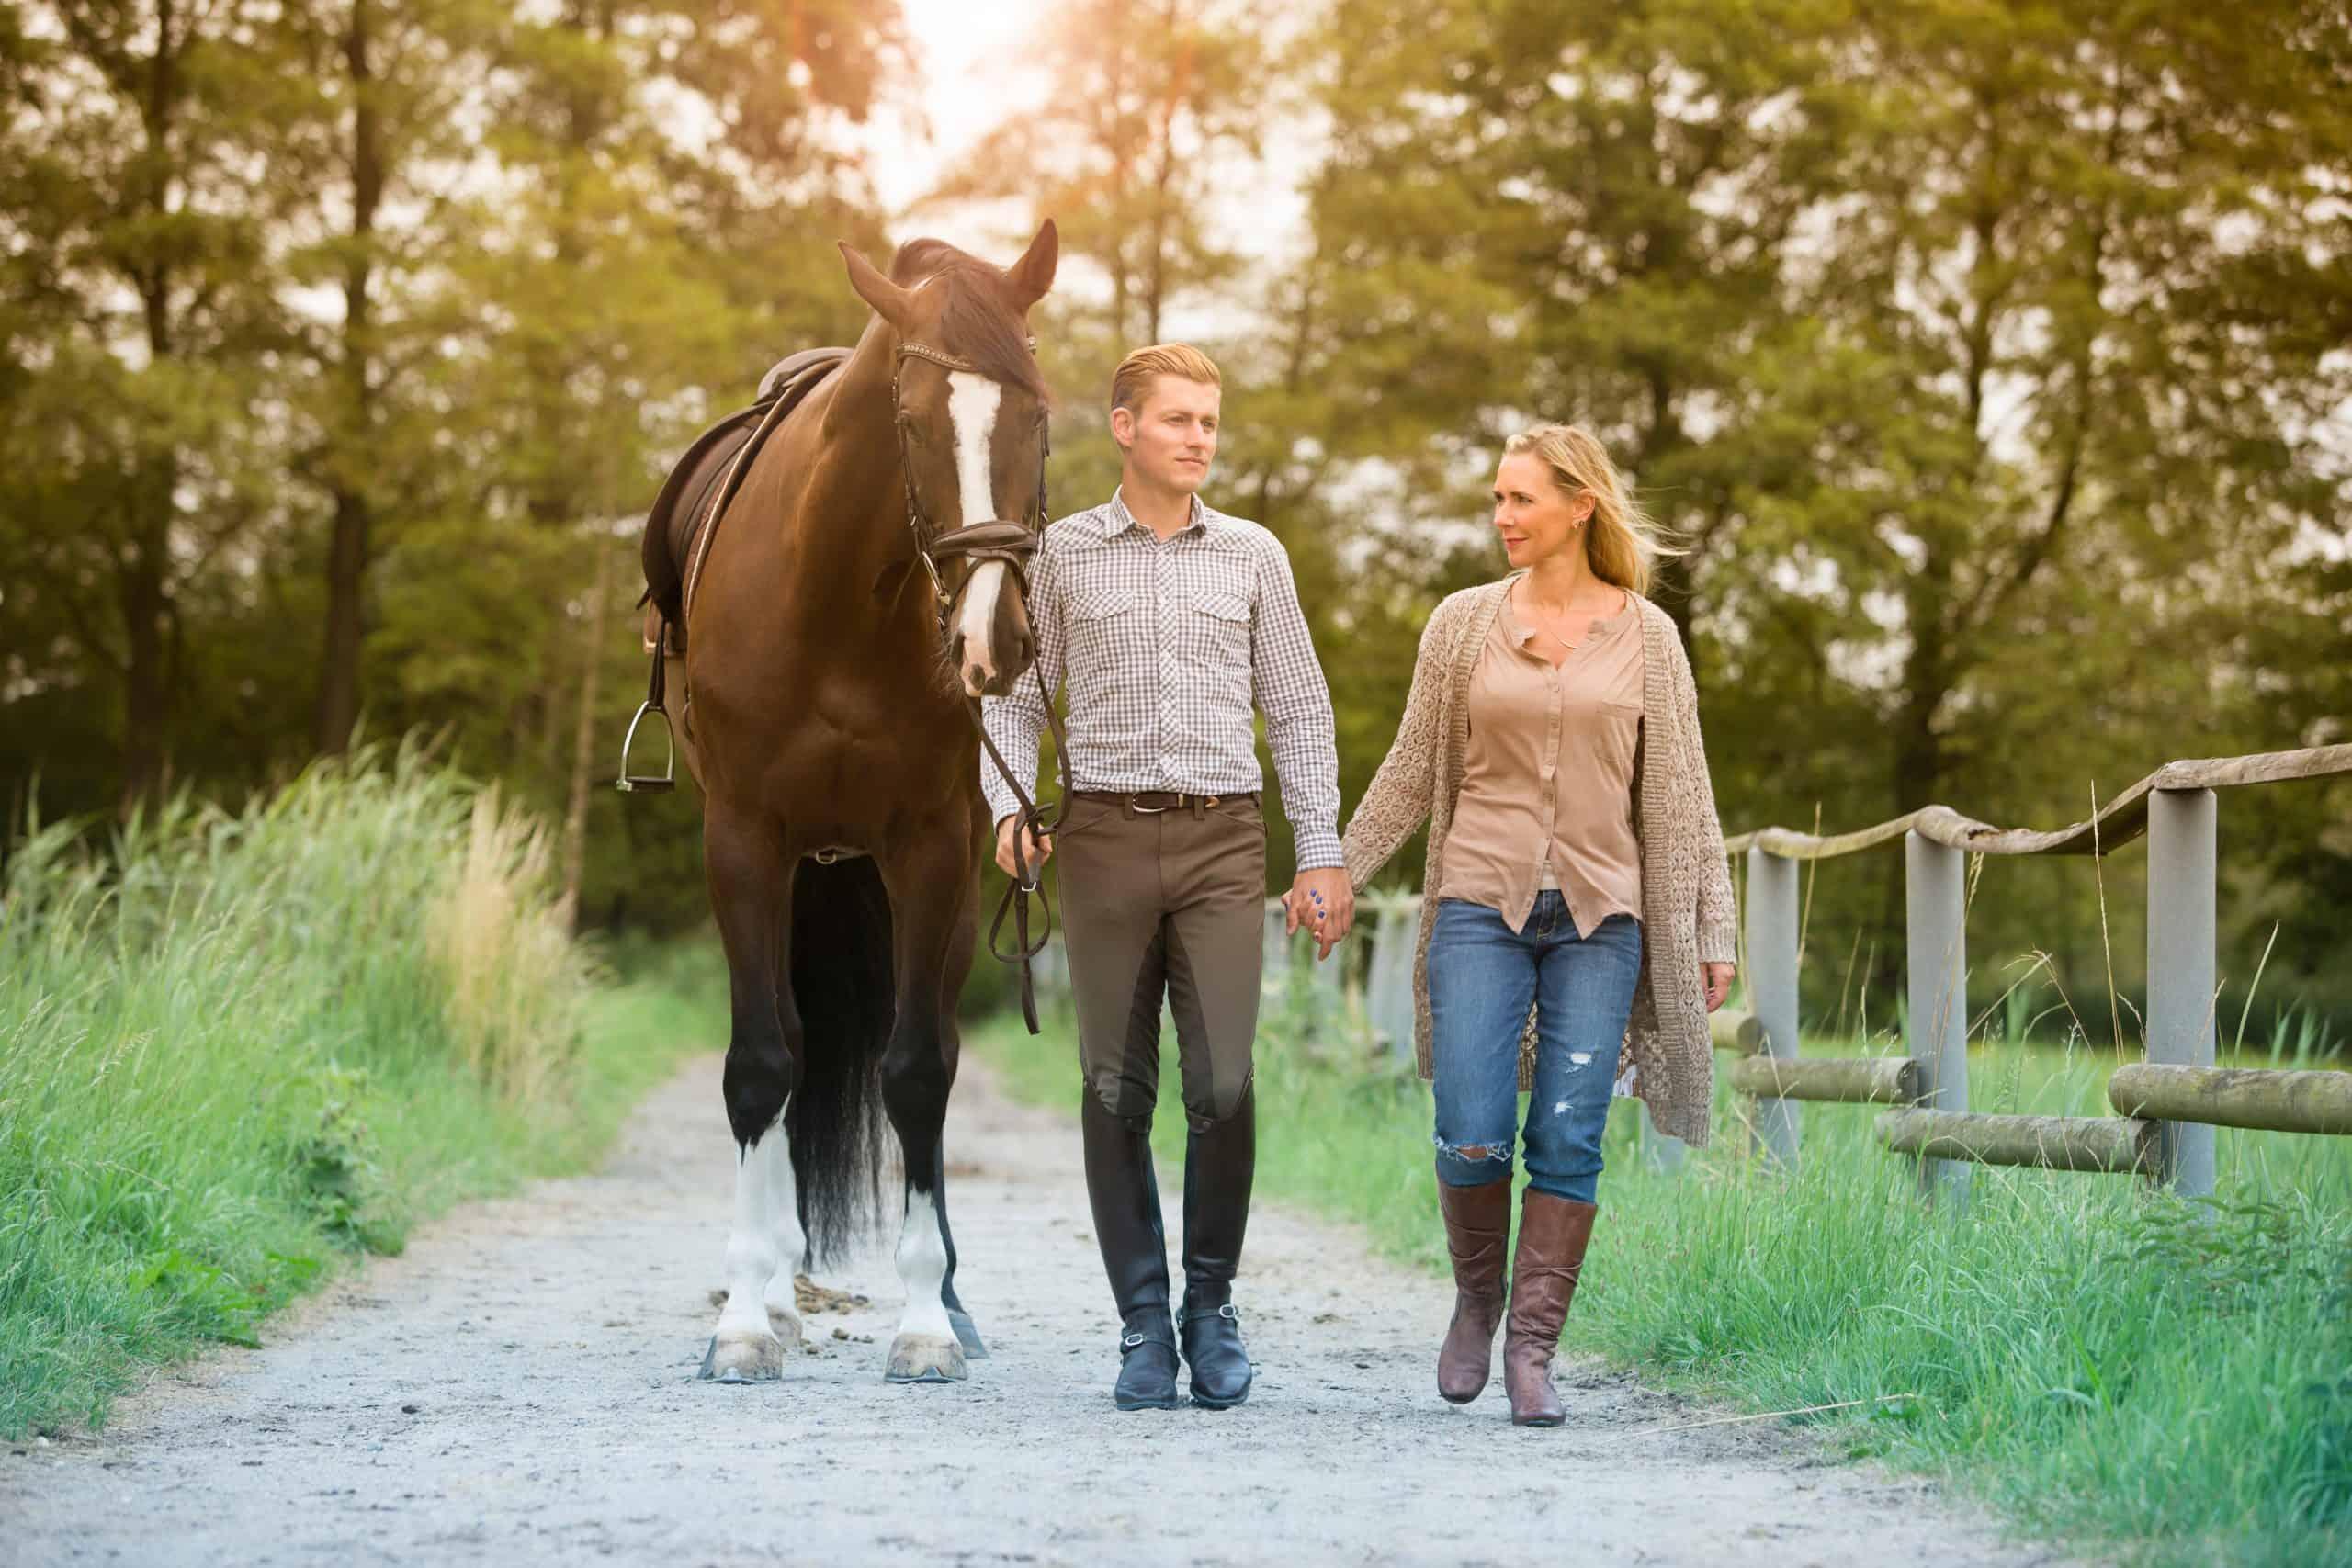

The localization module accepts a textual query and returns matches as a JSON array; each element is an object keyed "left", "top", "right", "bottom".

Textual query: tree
[{"left": 0, "top": 1, "right": 291, "bottom": 808}]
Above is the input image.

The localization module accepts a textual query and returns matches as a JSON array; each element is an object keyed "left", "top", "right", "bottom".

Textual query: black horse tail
[{"left": 785, "top": 855, "right": 896, "bottom": 1268}]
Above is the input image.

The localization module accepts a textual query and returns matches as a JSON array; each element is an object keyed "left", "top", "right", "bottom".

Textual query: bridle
[
  {"left": 892, "top": 341, "right": 1050, "bottom": 637},
  {"left": 891, "top": 340, "right": 1070, "bottom": 1034}
]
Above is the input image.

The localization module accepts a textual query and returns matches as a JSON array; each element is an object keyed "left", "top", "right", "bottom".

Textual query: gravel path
[{"left": 3, "top": 1055, "right": 2069, "bottom": 1567}]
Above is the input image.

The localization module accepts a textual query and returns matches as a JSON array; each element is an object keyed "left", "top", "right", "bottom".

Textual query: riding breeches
[{"left": 1055, "top": 793, "right": 1265, "bottom": 1129}]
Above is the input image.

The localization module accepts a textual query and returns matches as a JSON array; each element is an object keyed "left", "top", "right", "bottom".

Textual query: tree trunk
[
  {"left": 315, "top": 0, "right": 384, "bottom": 755},
  {"left": 118, "top": 500, "right": 173, "bottom": 812},
  {"left": 559, "top": 530, "right": 616, "bottom": 930}
]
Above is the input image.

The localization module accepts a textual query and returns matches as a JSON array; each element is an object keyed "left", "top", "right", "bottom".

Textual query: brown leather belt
[{"left": 1072, "top": 789, "right": 1257, "bottom": 815}]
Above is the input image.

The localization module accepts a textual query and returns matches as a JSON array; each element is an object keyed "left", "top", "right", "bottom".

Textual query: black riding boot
[
  {"left": 1081, "top": 1094, "right": 1180, "bottom": 1411},
  {"left": 1178, "top": 1080, "right": 1256, "bottom": 1409}
]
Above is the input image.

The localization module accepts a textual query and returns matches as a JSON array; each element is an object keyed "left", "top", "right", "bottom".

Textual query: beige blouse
[
  {"left": 1339, "top": 579, "right": 1737, "bottom": 1146},
  {"left": 1438, "top": 590, "right": 1644, "bottom": 935}
]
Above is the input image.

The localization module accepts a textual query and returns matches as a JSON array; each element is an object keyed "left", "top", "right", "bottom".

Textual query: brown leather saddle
[{"left": 638, "top": 346, "right": 850, "bottom": 656}]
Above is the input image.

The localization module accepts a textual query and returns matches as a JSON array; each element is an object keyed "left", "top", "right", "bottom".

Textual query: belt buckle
[{"left": 1129, "top": 791, "right": 1166, "bottom": 815}]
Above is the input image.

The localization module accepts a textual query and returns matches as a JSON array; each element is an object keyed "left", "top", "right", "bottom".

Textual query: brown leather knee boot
[
  {"left": 1435, "top": 1179, "right": 1511, "bottom": 1403},
  {"left": 1502, "top": 1190, "right": 1597, "bottom": 1427}
]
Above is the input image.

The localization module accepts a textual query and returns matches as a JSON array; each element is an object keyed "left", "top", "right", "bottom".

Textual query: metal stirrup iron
[{"left": 616, "top": 621, "right": 677, "bottom": 794}]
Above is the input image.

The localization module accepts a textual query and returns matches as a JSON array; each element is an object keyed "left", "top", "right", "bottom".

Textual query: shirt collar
[{"left": 1102, "top": 487, "right": 1208, "bottom": 539}]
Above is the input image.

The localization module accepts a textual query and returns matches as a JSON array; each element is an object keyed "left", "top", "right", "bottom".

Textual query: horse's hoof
[
  {"left": 884, "top": 1333, "right": 967, "bottom": 1384},
  {"left": 698, "top": 1331, "right": 784, "bottom": 1383},
  {"left": 947, "top": 1307, "right": 989, "bottom": 1360},
  {"left": 764, "top": 1303, "right": 808, "bottom": 1349}
]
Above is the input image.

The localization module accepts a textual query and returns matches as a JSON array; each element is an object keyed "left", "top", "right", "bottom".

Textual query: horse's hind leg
[
  {"left": 699, "top": 811, "right": 805, "bottom": 1383},
  {"left": 876, "top": 824, "right": 981, "bottom": 1384}
]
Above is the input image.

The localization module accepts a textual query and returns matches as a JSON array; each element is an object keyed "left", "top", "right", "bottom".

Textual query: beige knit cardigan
[{"left": 1339, "top": 577, "right": 1737, "bottom": 1147}]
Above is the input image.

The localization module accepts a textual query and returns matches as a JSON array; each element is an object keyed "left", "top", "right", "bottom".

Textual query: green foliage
[{"left": 0, "top": 750, "right": 720, "bottom": 1438}]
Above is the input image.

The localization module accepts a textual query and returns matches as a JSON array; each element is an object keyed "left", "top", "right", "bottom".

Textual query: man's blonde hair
[
  {"left": 1501, "top": 423, "right": 1683, "bottom": 595},
  {"left": 1110, "top": 344, "right": 1222, "bottom": 412}
]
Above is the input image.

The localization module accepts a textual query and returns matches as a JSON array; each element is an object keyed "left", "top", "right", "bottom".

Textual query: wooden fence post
[
  {"left": 1364, "top": 897, "right": 1418, "bottom": 1057},
  {"left": 2147, "top": 788, "right": 2218, "bottom": 1200},
  {"left": 1905, "top": 829, "right": 1971, "bottom": 1208},
  {"left": 1746, "top": 846, "right": 1801, "bottom": 1171}
]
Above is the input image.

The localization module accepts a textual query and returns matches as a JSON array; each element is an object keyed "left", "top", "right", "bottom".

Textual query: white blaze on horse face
[{"left": 946, "top": 370, "right": 1007, "bottom": 695}]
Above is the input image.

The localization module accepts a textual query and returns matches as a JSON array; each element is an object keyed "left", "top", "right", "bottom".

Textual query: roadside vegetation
[{"left": 0, "top": 750, "right": 721, "bottom": 1438}]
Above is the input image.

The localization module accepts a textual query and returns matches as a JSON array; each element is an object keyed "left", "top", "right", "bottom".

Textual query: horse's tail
[{"left": 785, "top": 855, "right": 896, "bottom": 1268}]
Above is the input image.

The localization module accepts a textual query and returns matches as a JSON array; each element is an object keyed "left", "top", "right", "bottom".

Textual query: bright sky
[{"left": 864, "top": 0, "right": 1058, "bottom": 218}]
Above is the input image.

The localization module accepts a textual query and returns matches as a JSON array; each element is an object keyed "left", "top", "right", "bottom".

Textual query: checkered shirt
[{"left": 979, "top": 489, "right": 1343, "bottom": 869}]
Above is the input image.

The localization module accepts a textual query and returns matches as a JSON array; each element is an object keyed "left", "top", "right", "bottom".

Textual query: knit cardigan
[{"left": 1339, "top": 577, "right": 1737, "bottom": 1147}]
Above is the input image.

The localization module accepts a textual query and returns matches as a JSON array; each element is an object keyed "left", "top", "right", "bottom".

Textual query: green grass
[
  {"left": 972, "top": 972, "right": 2352, "bottom": 1567},
  {"left": 0, "top": 748, "right": 723, "bottom": 1438}
]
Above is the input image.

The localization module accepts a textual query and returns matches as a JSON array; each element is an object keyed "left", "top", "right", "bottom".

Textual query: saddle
[{"left": 639, "top": 346, "right": 850, "bottom": 656}]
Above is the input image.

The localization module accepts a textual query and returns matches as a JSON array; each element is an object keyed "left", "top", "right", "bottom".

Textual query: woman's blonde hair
[{"left": 1501, "top": 423, "right": 1681, "bottom": 595}]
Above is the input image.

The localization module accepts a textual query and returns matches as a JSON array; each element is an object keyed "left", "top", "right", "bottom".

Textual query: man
[{"left": 981, "top": 344, "right": 1353, "bottom": 1411}]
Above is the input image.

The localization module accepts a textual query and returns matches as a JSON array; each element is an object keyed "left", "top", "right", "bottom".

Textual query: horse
[{"left": 640, "top": 222, "right": 1059, "bottom": 1384}]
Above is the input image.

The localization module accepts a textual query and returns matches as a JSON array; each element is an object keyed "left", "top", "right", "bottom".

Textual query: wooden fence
[{"left": 1032, "top": 743, "right": 2351, "bottom": 1206}]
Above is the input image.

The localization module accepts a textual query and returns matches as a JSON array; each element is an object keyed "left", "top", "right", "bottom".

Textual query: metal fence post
[
  {"left": 2147, "top": 788, "right": 2218, "bottom": 1200},
  {"left": 1746, "top": 846, "right": 1800, "bottom": 1171},
  {"left": 1904, "top": 829, "right": 1971, "bottom": 1208}
]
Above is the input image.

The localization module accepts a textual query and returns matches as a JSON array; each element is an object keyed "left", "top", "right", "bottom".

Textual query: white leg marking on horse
[
  {"left": 947, "top": 370, "right": 1005, "bottom": 695},
  {"left": 706, "top": 1115, "right": 789, "bottom": 1381},
  {"left": 885, "top": 1185, "right": 967, "bottom": 1382},
  {"left": 758, "top": 1125, "right": 808, "bottom": 1347}
]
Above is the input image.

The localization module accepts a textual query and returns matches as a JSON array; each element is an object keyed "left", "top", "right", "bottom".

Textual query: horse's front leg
[
  {"left": 697, "top": 809, "right": 807, "bottom": 1383},
  {"left": 876, "top": 817, "right": 981, "bottom": 1384}
]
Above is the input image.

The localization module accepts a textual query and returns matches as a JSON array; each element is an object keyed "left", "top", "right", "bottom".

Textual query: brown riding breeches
[{"left": 1056, "top": 794, "right": 1266, "bottom": 1127}]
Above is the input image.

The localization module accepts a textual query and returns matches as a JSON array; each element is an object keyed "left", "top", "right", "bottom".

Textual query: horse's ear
[
  {"left": 841, "top": 243, "right": 918, "bottom": 332},
  {"left": 1006, "top": 219, "right": 1058, "bottom": 312}
]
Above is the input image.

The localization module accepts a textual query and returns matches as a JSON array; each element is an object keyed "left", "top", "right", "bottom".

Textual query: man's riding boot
[
  {"left": 1435, "top": 1178, "right": 1512, "bottom": 1403},
  {"left": 1502, "top": 1190, "right": 1598, "bottom": 1427},
  {"left": 1178, "top": 1082, "right": 1256, "bottom": 1409},
  {"left": 1082, "top": 1095, "right": 1180, "bottom": 1411}
]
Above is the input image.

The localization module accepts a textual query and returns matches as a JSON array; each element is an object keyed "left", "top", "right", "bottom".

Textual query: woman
[{"left": 1335, "top": 424, "right": 1736, "bottom": 1427}]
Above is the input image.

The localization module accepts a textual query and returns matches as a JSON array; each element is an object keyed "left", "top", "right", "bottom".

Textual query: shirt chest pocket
[
  {"left": 1068, "top": 585, "right": 1138, "bottom": 666},
  {"left": 1183, "top": 588, "right": 1252, "bottom": 668}
]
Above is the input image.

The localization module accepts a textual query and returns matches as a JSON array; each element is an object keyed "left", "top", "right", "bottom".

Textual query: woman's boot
[
  {"left": 1435, "top": 1178, "right": 1511, "bottom": 1403},
  {"left": 1502, "top": 1190, "right": 1597, "bottom": 1427}
]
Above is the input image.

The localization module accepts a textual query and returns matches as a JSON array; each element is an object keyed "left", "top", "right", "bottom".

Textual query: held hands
[
  {"left": 1702, "top": 963, "right": 1736, "bottom": 1013},
  {"left": 1281, "top": 867, "right": 1356, "bottom": 963},
  {"left": 994, "top": 815, "right": 1054, "bottom": 880}
]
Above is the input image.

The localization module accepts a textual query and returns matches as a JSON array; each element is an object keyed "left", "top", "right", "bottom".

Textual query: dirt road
[{"left": 2, "top": 1055, "right": 2066, "bottom": 1566}]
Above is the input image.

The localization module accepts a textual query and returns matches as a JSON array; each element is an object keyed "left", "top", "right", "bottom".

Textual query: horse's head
[{"left": 840, "top": 222, "right": 1060, "bottom": 700}]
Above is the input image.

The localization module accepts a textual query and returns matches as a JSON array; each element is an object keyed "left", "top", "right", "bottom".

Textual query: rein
[{"left": 892, "top": 341, "right": 1069, "bottom": 1036}]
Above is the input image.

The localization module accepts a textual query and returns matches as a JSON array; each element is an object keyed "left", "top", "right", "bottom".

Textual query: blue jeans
[{"left": 1426, "top": 893, "right": 1643, "bottom": 1205}]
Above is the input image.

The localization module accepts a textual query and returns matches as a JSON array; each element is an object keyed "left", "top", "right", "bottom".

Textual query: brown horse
[{"left": 651, "top": 224, "right": 1058, "bottom": 1384}]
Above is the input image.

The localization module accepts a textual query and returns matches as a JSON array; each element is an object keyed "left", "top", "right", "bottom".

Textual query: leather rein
[{"left": 891, "top": 342, "right": 1070, "bottom": 1036}]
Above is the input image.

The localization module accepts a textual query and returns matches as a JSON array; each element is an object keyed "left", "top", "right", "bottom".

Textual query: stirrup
[{"left": 615, "top": 700, "right": 675, "bottom": 794}]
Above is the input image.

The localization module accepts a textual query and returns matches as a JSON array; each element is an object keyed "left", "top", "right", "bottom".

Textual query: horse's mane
[{"left": 888, "top": 238, "right": 1051, "bottom": 402}]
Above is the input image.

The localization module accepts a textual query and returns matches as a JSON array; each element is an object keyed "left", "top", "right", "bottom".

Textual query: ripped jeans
[{"left": 1426, "top": 894, "right": 1643, "bottom": 1205}]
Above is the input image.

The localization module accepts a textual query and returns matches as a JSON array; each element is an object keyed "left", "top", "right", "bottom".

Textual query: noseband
[
  {"left": 891, "top": 341, "right": 1051, "bottom": 642},
  {"left": 892, "top": 341, "right": 1069, "bottom": 1033}
]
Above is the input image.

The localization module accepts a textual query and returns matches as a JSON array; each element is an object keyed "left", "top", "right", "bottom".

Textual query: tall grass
[
  {"left": 0, "top": 748, "right": 721, "bottom": 1438},
  {"left": 973, "top": 978, "right": 2352, "bottom": 1566}
]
